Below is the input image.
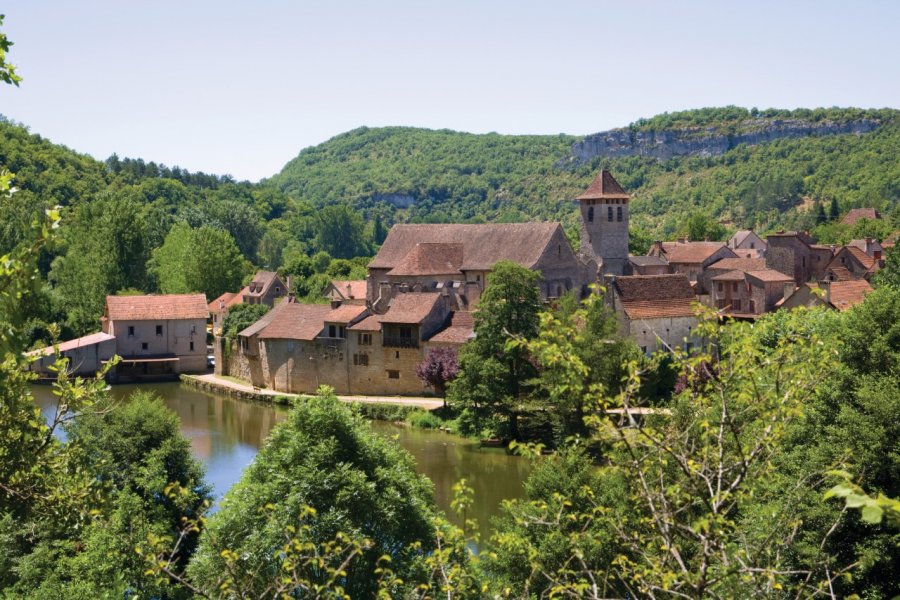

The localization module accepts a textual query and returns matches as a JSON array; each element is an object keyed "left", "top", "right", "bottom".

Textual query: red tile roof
[
  {"left": 370, "top": 223, "right": 564, "bottom": 271},
  {"left": 254, "top": 303, "right": 333, "bottom": 340},
  {"left": 612, "top": 274, "right": 696, "bottom": 320},
  {"left": 744, "top": 269, "right": 794, "bottom": 283},
  {"left": 826, "top": 266, "right": 854, "bottom": 281},
  {"left": 707, "top": 257, "right": 766, "bottom": 272},
  {"left": 576, "top": 170, "right": 630, "bottom": 201},
  {"left": 657, "top": 241, "right": 734, "bottom": 264},
  {"left": 209, "top": 291, "right": 245, "bottom": 314},
  {"left": 348, "top": 314, "right": 382, "bottom": 331},
  {"left": 388, "top": 243, "right": 465, "bottom": 277},
  {"left": 841, "top": 208, "right": 881, "bottom": 226},
  {"left": 828, "top": 280, "right": 874, "bottom": 311},
  {"left": 246, "top": 271, "right": 281, "bottom": 297},
  {"left": 711, "top": 269, "right": 747, "bottom": 281},
  {"left": 328, "top": 280, "right": 367, "bottom": 301},
  {"left": 28, "top": 332, "right": 116, "bottom": 357},
  {"left": 380, "top": 293, "right": 443, "bottom": 325},
  {"left": 428, "top": 311, "right": 475, "bottom": 344},
  {"left": 106, "top": 294, "right": 209, "bottom": 321},
  {"left": 325, "top": 304, "right": 368, "bottom": 324}
]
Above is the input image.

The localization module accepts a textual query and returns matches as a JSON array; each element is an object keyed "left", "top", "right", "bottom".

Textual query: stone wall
[{"left": 627, "top": 315, "right": 700, "bottom": 355}]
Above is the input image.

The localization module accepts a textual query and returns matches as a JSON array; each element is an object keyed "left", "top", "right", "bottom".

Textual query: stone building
[
  {"left": 367, "top": 222, "right": 587, "bottom": 310},
  {"left": 780, "top": 279, "right": 873, "bottom": 312},
  {"left": 27, "top": 332, "right": 117, "bottom": 377},
  {"left": 824, "top": 245, "right": 883, "bottom": 281},
  {"left": 765, "top": 232, "right": 834, "bottom": 284},
  {"left": 577, "top": 170, "right": 631, "bottom": 276},
  {"left": 102, "top": 294, "right": 209, "bottom": 378},
  {"left": 628, "top": 255, "right": 671, "bottom": 276},
  {"left": 324, "top": 280, "right": 367, "bottom": 305},
  {"left": 710, "top": 268, "right": 794, "bottom": 317},
  {"left": 208, "top": 270, "right": 287, "bottom": 333},
  {"left": 727, "top": 230, "right": 766, "bottom": 257},
  {"left": 606, "top": 274, "right": 701, "bottom": 355},
  {"left": 647, "top": 240, "right": 737, "bottom": 289}
]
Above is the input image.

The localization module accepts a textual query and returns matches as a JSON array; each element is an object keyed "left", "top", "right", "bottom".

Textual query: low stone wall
[{"left": 179, "top": 374, "right": 296, "bottom": 404}]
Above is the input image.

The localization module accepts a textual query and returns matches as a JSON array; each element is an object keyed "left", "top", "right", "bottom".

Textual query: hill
[{"left": 269, "top": 107, "right": 900, "bottom": 239}]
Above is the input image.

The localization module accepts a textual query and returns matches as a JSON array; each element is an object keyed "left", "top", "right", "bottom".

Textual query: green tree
[
  {"left": 0, "top": 14, "right": 21, "bottom": 86},
  {"left": 829, "top": 196, "right": 841, "bottom": 220},
  {"left": 221, "top": 302, "right": 269, "bottom": 341},
  {"left": 314, "top": 204, "right": 369, "bottom": 259},
  {"left": 677, "top": 212, "right": 726, "bottom": 241},
  {"left": 448, "top": 260, "right": 541, "bottom": 439},
  {"left": 187, "top": 388, "right": 438, "bottom": 598},
  {"left": 150, "top": 222, "right": 247, "bottom": 300}
]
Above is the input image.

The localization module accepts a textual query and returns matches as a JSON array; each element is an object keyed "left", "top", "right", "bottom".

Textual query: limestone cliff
[{"left": 560, "top": 118, "right": 881, "bottom": 166}]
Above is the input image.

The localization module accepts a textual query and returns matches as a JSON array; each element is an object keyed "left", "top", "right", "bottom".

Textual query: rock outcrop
[{"left": 560, "top": 118, "right": 881, "bottom": 166}]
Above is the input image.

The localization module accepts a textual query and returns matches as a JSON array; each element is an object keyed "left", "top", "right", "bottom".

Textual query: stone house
[
  {"left": 208, "top": 290, "right": 245, "bottom": 334},
  {"left": 824, "top": 245, "right": 884, "bottom": 281},
  {"left": 647, "top": 240, "right": 737, "bottom": 289},
  {"left": 27, "top": 332, "right": 117, "bottom": 377},
  {"left": 780, "top": 280, "right": 873, "bottom": 312},
  {"left": 628, "top": 255, "right": 671, "bottom": 276},
  {"left": 324, "top": 280, "right": 367, "bottom": 305},
  {"left": 208, "top": 271, "right": 287, "bottom": 333},
  {"left": 727, "top": 230, "right": 766, "bottom": 257},
  {"left": 102, "top": 294, "right": 209, "bottom": 378},
  {"left": 848, "top": 238, "right": 884, "bottom": 259},
  {"left": 606, "top": 274, "right": 701, "bottom": 355},
  {"left": 710, "top": 268, "right": 794, "bottom": 317},
  {"left": 367, "top": 222, "right": 587, "bottom": 310},
  {"left": 765, "top": 232, "right": 834, "bottom": 284}
]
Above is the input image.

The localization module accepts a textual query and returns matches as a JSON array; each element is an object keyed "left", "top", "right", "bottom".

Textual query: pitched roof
[
  {"left": 629, "top": 255, "right": 669, "bottom": 267},
  {"left": 744, "top": 269, "right": 794, "bottom": 283},
  {"left": 828, "top": 280, "right": 874, "bottom": 311},
  {"left": 349, "top": 314, "right": 382, "bottom": 331},
  {"left": 246, "top": 271, "right": 280, "bottom": 297},
  {"left": 324, "top": 304, "right": 368, "bottom": 324},
  {"left": 29, "top": 332, "right": 116, "bottom": 357},
  {"left": 255, "top": 303, "right": 333, "bottom": 340},
  {"left": 370, "top": 223, "right": 563, "bottom": 271},
  {"left": 612, "top": 274, "right": 696, "bottom": 320},
  {"left": 380, "top": 293, "right": 443, "bottom": 325},
  {"left": 727, "top": 230, "right": 762, "bottom": 247},
  {"left": 707, "top": 257, "right": 766, "bottom": 272},
  {"left": 208, "top": 292, "right": 237, "bottom": 314},
  {"left": 388, "top": 243, "right": 464, "bottom": 276},
  {"left": 657, "top": 241, "right": 734, "bottom": 264},
  {"left": 845, "top": 245, "right": 877, "bottom": 269},
  {"left": 576, "top": 170, "right": 630, "bottom": 201},
  {"left": 328, "top": 280, "right": 367, "bottom": 301},
  {"left": 428, "top": 311, "right": 475, "bottom": 344},
  {"left": 841, "top": 208, "right": 881, "bottom": 226},
  {"left": 826, "top": 266, "right": 854, "bottom": 281},
  {"left": 711, "top": 269, "right": 747, "bottom": 282},
  {"left": 106, "top": 294, "right": 209, "bottom": 321}
]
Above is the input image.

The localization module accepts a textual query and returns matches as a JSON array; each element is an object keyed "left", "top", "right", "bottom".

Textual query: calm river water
[{"left": 32, "top": 382, "right": 531, "bottom": 535}]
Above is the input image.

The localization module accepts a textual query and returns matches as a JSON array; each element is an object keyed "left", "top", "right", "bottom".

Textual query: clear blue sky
[{"left": 2, "top": 0, "right": 897, "bottom": 181}]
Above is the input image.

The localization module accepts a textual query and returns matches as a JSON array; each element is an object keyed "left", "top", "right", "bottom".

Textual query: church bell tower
[{"left": 577, "top": 169, "right": 630, "bottom": 276}]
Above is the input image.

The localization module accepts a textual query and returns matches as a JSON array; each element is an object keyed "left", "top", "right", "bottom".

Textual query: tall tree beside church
[{"left": 448, "top": 260, "right": 541, "bottom": 439}]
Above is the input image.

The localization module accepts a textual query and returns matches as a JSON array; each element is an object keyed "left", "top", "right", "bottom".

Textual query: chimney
[
  {"left": 783, "top": 282, "right": 795, "bottom": 301},
  {"left": 818, "top": 280, "right": 832, "bottom": 304},
  {"left": 346, "top": 283, "right": 353, "bottom": 299},
  {"left": 286, "top": 274, "right": 293, "bottom": 294}
]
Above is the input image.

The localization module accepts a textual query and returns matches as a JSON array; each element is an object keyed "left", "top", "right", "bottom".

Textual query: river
[{"left": 31, "top": 381, "right": 532, "bottom": 536}]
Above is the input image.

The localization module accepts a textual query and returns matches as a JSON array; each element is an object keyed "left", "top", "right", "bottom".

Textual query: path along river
[{"left": 31, "top": 381, "right": 532, "bottom": 537}]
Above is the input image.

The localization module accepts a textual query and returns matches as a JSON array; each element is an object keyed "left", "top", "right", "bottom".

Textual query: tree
[
  {"left": 314, "top": 204, "right": 369, "bottom": 259},
  {"left": 816, "top": 199, "right": 828, "bottom": 224},
  {"left": 0, "top": 14, "right": 21, "bottom": 86},
  {"left": 372, "top": 212, "right": 387, "bottom": 245},
  {"left": 448, "top": 260, "right": 541, "bottom": 439},
  {"left": 186, "top": 388, "right": 438, "bottom": 598},
  {"left": 416, "top": 346, "right": 459, "bottom": 398},
  {"left": 221, "top": 302, "right": 269, "bottom": 341},
  {"left": 150, "top": 222, "right": 247, "bottom": 300},
  {"left": 677, "top": 212, "right": 726, "bottom": 241},
  {"left": 829, "top": 196, "right": 841, "bottom": 220}
]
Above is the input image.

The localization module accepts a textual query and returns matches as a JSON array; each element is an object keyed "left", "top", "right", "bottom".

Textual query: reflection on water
[{"left": 31, "top": 383, "right": 530, "bottom": 534}]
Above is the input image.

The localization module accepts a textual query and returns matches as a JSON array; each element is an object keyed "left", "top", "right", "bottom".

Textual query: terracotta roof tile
[
  {"left": 380, "top": 293, "right": 443, "bottom": 325},
  {"left": 826, "top": 266, "right": 854, "bottom": 281},
  {"left": 620, "top": 299, "right": 696, "bottom": 320},
  {"left": 388, "top": 243, "right": 464, "bottom": 276},
  {"left": 370, "top": 223, "right": 563, "bottom": 271},
  {"left": 428, "top": 311, "right": 475, "bottom": 344},
  {"left": 707, "top": 257, "right": 766, "bottom": 272},
  {"left": 845, "top": 246, "right": 877, "bottom": 268},
  {"left": 29, "top": 332, "right": 116, "bottom": 357},
  {"left": 255, "top": 303, "right": 333, "bottom": 340},
  {"left": 325, "top": 304, "right": 368, "bottom": 324},
  {"left": 829, "top": 280, "right": 873, "bottom": 311},
  {"left": 744, "top": 269, "right": 794, "bottom": 283},
  {"left": 613, "top": 274, "right": 695, "bottom": 302},
  {"left": 209, "top": 292, "right": 238, "bottom": 314},
  {"left": 658, "top": 241, "right": 734, "bottom": 264},
  {"left": 711, "top": 270, "right": 747, "bottom": 281},
  {"left": 841, "top": 208, "right": 881, "bottom": 226},
  {"left": 106, "top": 294, "right": 209, "bottom": 321},
  {"left": 629, "top": 255, "right": 669, "bottom": 267},
  {"left": 349, "top": 314, "right": 382, "bottom": 331},
  {"left": 576, "top": 170, "right": 630, "bottom": 201},
  {"left": 247, "top": 271, "right": 280, "bottom": 297},
  {"left": 328, "top": 280, "right": 367, "bottom": 301}
]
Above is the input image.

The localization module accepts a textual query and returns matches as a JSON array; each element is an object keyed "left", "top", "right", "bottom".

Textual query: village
[{"left": 29, "top": 170, "right": 889, "bottom": 397}]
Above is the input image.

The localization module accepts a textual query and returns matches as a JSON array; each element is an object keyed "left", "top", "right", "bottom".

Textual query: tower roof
[{"left": 576, "top": 170, "right": 630, "bottom": 201}]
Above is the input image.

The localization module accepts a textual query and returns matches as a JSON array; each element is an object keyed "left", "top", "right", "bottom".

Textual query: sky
[{"left": 2, "top": 0, "right": 898, "bottom": 181}]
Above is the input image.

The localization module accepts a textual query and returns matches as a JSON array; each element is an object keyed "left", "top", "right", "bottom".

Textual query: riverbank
[{"left": 181, "top": 373, "right": 445, "bottom": 411}]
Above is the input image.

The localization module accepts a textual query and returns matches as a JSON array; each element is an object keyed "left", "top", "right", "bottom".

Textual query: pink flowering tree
[{"left": 415, "top": 347, "right": 459, "bottom": 399}]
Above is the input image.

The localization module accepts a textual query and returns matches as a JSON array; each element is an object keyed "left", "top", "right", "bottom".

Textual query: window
[
  {"left": 128, "top": 326, "right": 135, "bottom": 337},
  {"left": 731, "top": 281, "right": 738, "bottom": 292},
  {"left": 387, "top": 370, "right": 400, "bottom": 379},
  {"left": 189, "top": 341, "right": 195, "bottom": 351},
  {"left": 395, "top": 351, "right": 400, "bottom": 359},
  {"left": 616, "top": 206, "right": 623, "bottom": 222},
  {"left": 156, "top": 325, "right": 163, "bottom": 336},
  {"left": 686, "top": 342, "right": 693, "bottom": 353},
  {"left": 275, "top": 286, "right": 281, "bottom": 294},
  {"left": 733, "top": 299, "right": 741, "bottom": 311},
  {"left": 141, "top": 342, "right": 148, "bottom": 351},
  {"left": 607, "top": 206, "right": 613, "bottom": 221},
  {"left": 750, "top": 242, "right": 755, "bottom": 249},
  {"left": 640, "top": 346, "right": 647, "bottom": 354},
  {"left": 353, "top": 353, "right": 369, "bottom": 366},
  {"left": 587, "top": 206, "right": 594, "bottom": 222},
  {"left": 287, "top": 340, "right": 295, "bottom": 352},
  {"left": 748, "top": 300, "right": 755, "bottom": 313},
  {"left": 358, "top": 333, "right": 372, "bottom": 346},
  {"left": 339, "top": 326, "right": 346, "bottom": 338},
  {"left": 716, "top": 282, "right": 723, "bottom": 293},
  {"left": 329, "top": 325, "right": 336, "bottom": 338},
  {"left": 399, "top": 326, "right": 412, "bottom": 339}
]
